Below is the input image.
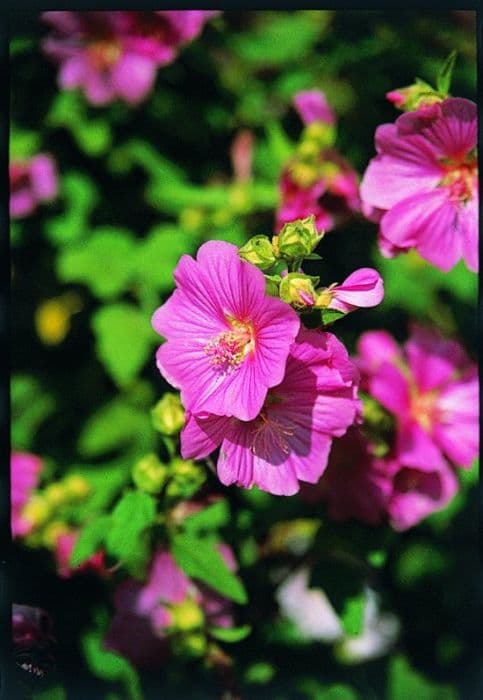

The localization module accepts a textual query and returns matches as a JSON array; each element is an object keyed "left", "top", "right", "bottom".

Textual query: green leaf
[
  {"left": 436, "top": 50, "right": 457, "bottom": 95},
  {"left": 209, "top": 624, "right": 251, "bottom": 643},
  {"left": 244, "top": 661, "right": 276, "bottom": 685},
  {"left": 387, "top": 655, "right": 457, "bottom": 700},
  {"left": 340, "top": 592, "right": 365, "bottom": 636},
  {"left": 78, "top": 398, "right": 154, "bottom": 458},
  {"left": 56, "top": 227, "right": 136, "bottom": 299},
  {"left": 133, "top": 225, "right": 196, "bottom": 293},
  {"left": 9, "top": 126, "right": 40, "bottom": 159},
  {"left": 106, "top": 491, "right": 156, "bottom": 572},
  {"left": 44, "top": 171, "right": 99, "bottom": 246},
  {"left": 11, "top": 374, "right": 55, "bottom": 450},
  {"left": 183, "top": 500, "right": 230, "bottom": 533},
  {"left": 66, "top": 462, "right": 130, "bottom": 518},
  {"left": 320, "top": 308, "right": 346, "bottom": 326},
  {"left": 70, "top": 515, "right": 111, "bottom": 567},
  {"left": 172, "top": 534, "right": 247, "bottom": 604},
  {"left": 31, "top": 686, "right": 67, "bottom": 700},
  {"left": 92, "top": 304, "right": 156, "bottom": 388},
  {"left": 47, "top": 91, "right": 112, "bottom": 156},
  {"left": 82, "top": 613, "right": 143, "bottom": 700}
]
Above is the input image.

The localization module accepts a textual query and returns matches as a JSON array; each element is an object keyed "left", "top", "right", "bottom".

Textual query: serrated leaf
[
  {"left": 183, "top": 500, "right": 230, "bottom": 533},
  {"left": 106, "top": 491, "right": 156, "bottom": 570},
  {"left": 436, "top": 50, "right": 457, "bottom": 96},
  {"left": 57, "top": 228, "right": 136, "bottom": 299},
  {"left": 133, "top": 225, "right": 195, "bottom": 292},
  {"left": 209, "top": 624, "right": 251, "bottom": 643},
  {"left": 92, "top": 304, "right": 156, "bottom": 388},
  {"left": 172, "top": 534, "right": 247, "bottom": 604},
  {"left": 70, "top": 516, "right": 111, "bottom": 567}
]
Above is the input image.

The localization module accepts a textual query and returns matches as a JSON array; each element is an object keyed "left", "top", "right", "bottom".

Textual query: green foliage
[
  {"left": 11, "top": 374, "right": 55, "bottom": 450},
  {"left": 209, "top": 624, "right": 251, "bottom": 642},
  {"left": 48, "top": 91, "right": 112, "bottom": 156},
  {"left": 70, "top": 515, "right": 111, "bottom": 567},
  {"left": 134, "top": 225, "right": 196, "bottom": 292},
  {"left": 92, "top": 303, "right": 156, "bottom": 388},
  {"left": 340, "top": 592, "right": 366, "bottom": 637},
  {"left": 44, "top": 171, "right": 99, "bottom": 246},
  {"left": 106, "top": 490, "right": 157, "bottom": 575},
  {"left": 387, "top": 655, "right": 457, "bottom": 700},
  {"left": 183, "top": 499, "right": 230, "bottom": 533},
  {"left": 172, "top": 533, "right": 247, "bottom": 604}
]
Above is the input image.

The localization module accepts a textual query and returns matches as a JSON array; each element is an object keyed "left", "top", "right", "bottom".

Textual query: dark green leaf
[
  {"left": 436, "top": 50, "right": 457, "bottom": 95},
  {"left": 183, "top": 500, "right": 230, "bottom": 533},
  {"left": 70, "top": 516, "right": 111, "bottom": 567},
  {"left": 209, "top": 625, "right": 251, "bottom": 643},
  {"left": 320, "top": 308, "right": 346, "bottom": 326},
  {"left": 387, "top": 655, "right": 457, "bottom": 700},
  {"left": 106, "top": 491, "right": 156, "bottom": 571}
]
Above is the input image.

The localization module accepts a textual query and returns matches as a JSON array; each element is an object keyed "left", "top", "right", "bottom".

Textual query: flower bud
[
  {"left": 42, "top": 520, "right": 71, "bottom": 548},
  {"left": 277, "top": 215, "right": 323, "bottom": 260},
  {"left": 132, "top": 453, "right": 168, "bottom": 495},
  {"left": 238, "top": 235, "right": 276, "bottom": 270},
  {"left": 171, "top": 599, "right": 205, "bottom": 632},
  {"left": 166, "top": 458, "right": 206, "bottom": 499},
  {"left": 22, "top": 494, "right": 51, "bottom": 530},
  {"left": 151, "top": 393, "right": 185, "bottom": 435},
  {"left": 386, "top": 81, "right": 443, "bottom": 112},
  {"left": 302, "top": 121, "right": 336, "bottom": 149},
  {"left": 44, "top": 482, "right": 67, "bottom": 508},
  {"left": 279, "top": 273, "right": 318, "bottom": 309},
  {"left": 63, "top": 474, "right": 91, "bottom": 501}
]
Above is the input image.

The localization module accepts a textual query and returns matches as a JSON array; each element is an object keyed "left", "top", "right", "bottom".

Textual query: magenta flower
[
  {"left": 181, "top": 328, "right": 360, "bottom": 496},
  {"left": 152, "top": 241, "right": 300, "bottom": 422},
  {"left": 360, "top": 98, "right": 478, "bottom": 272},
  {"left": 104, "top": 547, "right": 235, "bottom": 667},
  {"left": 42, "top": 11, "right": 219, "bottom": 106},
  {"left": 55, "top": 531, "right": 108, "bottom": 579},
  {"left": 386, "top": 457, "right": 458, "bottom": 531},
  {"left": 11, "top": 451, "right": 43, "bottom": 538},
  {"left": 293, "top": 89, "right": 335, "bottom": 126},
  {"left": 357, "top": 326, "right": 479, "bottom": 470},
  {"left": 316, "top": 268, "right": 384, "bottom": 314},
  {"left": 10, "top": 155, "right": 58, "bottom": 219},
  {"left": 276, "top": 154, "right": 360, "bottom": 234},
  {"left": 300, "top": 427, "right": 392, "bottom": 525}
]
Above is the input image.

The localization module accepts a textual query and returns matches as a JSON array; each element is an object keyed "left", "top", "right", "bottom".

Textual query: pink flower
[
  {"left": 104, "top": 547, "right": 235, "bottom": 667},
  {"left": 10, "top": 155, "right": 58, "bottom": 219},
  {"left": 152, "top": 241, "right": 300, "bottom": 422},
  {"left": 360, "top": 98, "right": 478, "bottom": 272},
  {"left": 54, "top": 531, "right": 108, "bottom": 579},
  {"left": 42, "top": 11, "right": 219, "bottom": 106},
  {"left": 357, "top": 326, "right": 479, "bottom": 470},
  {"left": 300, "top": 427, "right": 392, "bottom": 525},
  {"left": 181, "top": 328, "right": 360, "bottom": 496},
  {"left": 386, "top": 458, "right": 458, "bottom": 531},
  {"left": 316, "top": 268, "right": 384, "bottom": 314},
  {"left": 11, "top": 452, "right": 43, "bottom": 538},
  {"left": 276, "top": 154, "right": 360, "bottom": 234},
  {"left": 293, "top": 89, "right": 335, "bottom": 126}
]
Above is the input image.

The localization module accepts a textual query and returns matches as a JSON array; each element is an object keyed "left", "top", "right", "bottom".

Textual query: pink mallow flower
[
  {"left": 10, "top": 155, "right": 58, "bottom": 219},
  {"left": 42, "top": 11, "right": 219, "bottom": 106},
  {"left": 11, "top": 452, "right": 43, "bottom": 538},
  {"left": 181, "top": 328, "right": 360, "bottom": 496},
  {"left": 152, "top": 240, "right": 300, "bottom": 422},
  {"left": 54, "top": 531, "right": 108, "bottom": 579},
  {"left": 360, "top": 97, "right": 478, "bottom": 272},
  {"left": 293, "top": 89, "right": 335, "bottom": 126},
  {"left": 104, "top": 547, "right": 236, "bottom": 668},
  {"left": 316, "top": 268, "right": 384, "bottom": 314},
  {"left": 357, "top": 326, "right": 479, "bottom": 470}
]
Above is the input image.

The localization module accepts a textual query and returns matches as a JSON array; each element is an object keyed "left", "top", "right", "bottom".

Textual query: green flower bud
[
  {"left": 132, "top": 453, "right": 168, "bottom": 495},
  {"left": 44, "top": 482, "right": 68, "bottom": 508},
  {"left": 151, "top": 393, "right": 185, "bottom": 436},
  {"left": 277, "top": 215, "right": 323, "bottom": 260},
  {"left": 166, "top": 458, "right": 206, "bottom": 499},
  {"left": 62, "top": 474, "right": 91, "bottom": 501},
  {"left": 239, "top": 235, "right": 276, "bottom": 270},
  {"left": 386, "top": 81, "right": 444, "bottom": 112},
  {"left": 22, "top": 494, "right": 52, "bottom": 530},
  {"left": 279, "top": 273, "right": 318, "bottom": 310},
  {"left": 172, "top": 631, "right": 207, "bottom": 658},
  {"left": 302, "top": 121, "right": 336, "bottom": 149},
  {"left": 171, "top": 599, "right": 205, "bottom": 632}
]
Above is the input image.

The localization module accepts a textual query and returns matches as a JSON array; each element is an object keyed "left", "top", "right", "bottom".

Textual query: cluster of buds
[
  {"left": 239, "top": 216, "right": 383, "bottom": 325},
  {"left": 386, "top": 51, "right": 457, "bottom": 112},
  {"left": 132, "top": 454, "right": 206, "bottom": 500}
]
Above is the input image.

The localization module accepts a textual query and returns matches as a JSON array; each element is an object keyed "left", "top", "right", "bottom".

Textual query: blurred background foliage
[{"left": 10, "top": 10, "right": 480, "bottom": 700}]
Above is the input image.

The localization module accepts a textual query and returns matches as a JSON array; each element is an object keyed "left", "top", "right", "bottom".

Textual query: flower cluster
[
  {"left": 104, "top": 548, "right": 237, "bottom": 666},
  {"left": 11, "top": 452, "right": 44, "bottom": 538},
  {"left": 276, "top": 90, "right": 360, "bottom": 233},
  {"left": 361, "top": 96, "right": 478, "bottom": 272},
  {"left": 9, "top": 154, "right": 58, "bottom": 219},
  {"left": 302, "top": 325, "right": 478, "bottom": 530},
  {"left": 42, "top": 11, "right": 219, "bottom": 106},
  {"left": 153, "top": 226, "right": 384, "bottom": 496}
]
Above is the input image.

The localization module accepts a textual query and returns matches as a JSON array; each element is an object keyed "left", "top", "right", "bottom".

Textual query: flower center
[
  {"left": 88, "top": 39, "right": 122, "bottom": 70},
  {"left": 204, "top": 318, "right": 254, "bottom": 375},
  {"left": 410, "top": 389, "right": 437, "bottom": 432},
  {"left": 440, "top": 155, "right": 477, "bottom": 204},
  {"left": 250, "top": 399, "right": 295, "bottom": 460}
]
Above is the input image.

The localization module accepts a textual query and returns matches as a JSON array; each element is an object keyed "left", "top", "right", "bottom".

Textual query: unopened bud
[
  {"left": 132, "top": 453, "right": 168, "bottom": 495},
  {"left": 166, "top": 458, "right": 206, "bottom": 499},
  {"left": 386, "top": 81, "right": 444, "bottom": 112},
  {"left": 314, "top": 283, "right": 337, "bottom": 309},
  {"left": 63, "top": 474, "right": 91, "bottom": 501},
  {"left": 171, "top": 599, "right": 205, "bottom": 633},
  {"left": 151, "top": 393, "right": 185, "bottom": 435},
  {"left": 44, "top": 482, "right": 67, "bottom": 508},
  {"left": 239, "top": 235, "right": 276, "bottom": 270},
  {"left": 277, "top": 215, "right": 323, "bottom": 260},
  {"left": 279, "top": 273, "right": 318, "bottom": 310},
  {"left": 22, "top": 495, "right": 51, "bottom": 530}
]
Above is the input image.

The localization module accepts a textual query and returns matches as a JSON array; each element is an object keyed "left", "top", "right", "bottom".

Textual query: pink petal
[
  {"left": 404, "top": 325, "right": 469, "bottom": 392},
  {"left": 111, "top": 52, "right": 157, "bottom": 104},
  {"left": 293, "top": 89, "right": 335, "bottom": 125},
  {"left": 369, "top": 362, "right": 410, "bottom": 417},
  {"left": 180, "top": 413, "right": 230, "bottom": 460},
  {"left": 329, "top": 268, "right": 384, "bottom": 312},
  {"left": 357, "top": 331, "right": 403, "bottom": 374},
  {"left": 396, "top": 420, "right": 447, "bottom": 471},
  {"left": 459, "top": 195, "right": 479, "bottom": 272}
]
